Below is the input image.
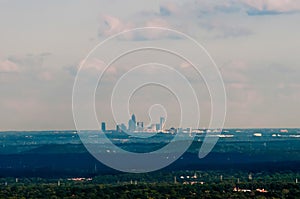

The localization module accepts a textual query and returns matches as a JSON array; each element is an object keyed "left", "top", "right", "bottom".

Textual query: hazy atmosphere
[{"left": 1, "top": 0, "right": 300, "bottom": 130}]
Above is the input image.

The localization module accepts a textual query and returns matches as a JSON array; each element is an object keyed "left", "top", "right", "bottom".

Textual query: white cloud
[
  {"left": 81, "top": 58, "right": 116, "bottom": 74},
  {"left": 98, "top": 14, "right": 177, "bottom": 40},
  {"left": 0, "top": 59, "right": 20, "bottom": 73}
]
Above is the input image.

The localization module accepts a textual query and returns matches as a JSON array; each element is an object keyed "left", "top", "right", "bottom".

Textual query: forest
[{"left": 1, "top": 170, "right": 300, "bottom": 198}]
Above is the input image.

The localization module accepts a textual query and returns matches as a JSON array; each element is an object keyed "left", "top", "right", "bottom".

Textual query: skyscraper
[
  {"left": 128, "top": 114, "right": 136, "bottom": 132},
  {"left": 156, "top": 124, "right": 160, "bottom": 132},
  {"left": 137, "top": 122, "right": 144, "bottom": 128},
  {"left": 137, "top": 122, "right": 144, "bottom": 131},
  {"left": 120, "top": 123, "right": 127, "bottom": 132},
  {"left": 131, "top": 114, "right": 136, "bottom": 124},
  {"left": 101, "top": 122, "right": 106, "bottom": 132},
  {"left": 116, "top": 123, "right": 127, "bottom": 133},
  {"left": 116, "top": 124, "right": 121, "bottom": 133},
  {"left": 160, "top": 117, "right": 165, "bottom": 131},
  {"left": 128, "top": 119, "right": 135, "bottom": 132}
]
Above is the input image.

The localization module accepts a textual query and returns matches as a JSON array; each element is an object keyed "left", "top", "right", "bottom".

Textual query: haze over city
[
  {"left": 2, "top": 1, "right": 300, "bottom": 198},
  {"left": 1, "top": 0, "right": 300, "bottom": 130}
]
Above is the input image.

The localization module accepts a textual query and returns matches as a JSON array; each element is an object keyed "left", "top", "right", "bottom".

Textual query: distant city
[
  {"left": 100, "top": 114, "right": 205, "bottom": 135},
  {"left": 100, "top": 115, "right": 294, "bottom": 137}
]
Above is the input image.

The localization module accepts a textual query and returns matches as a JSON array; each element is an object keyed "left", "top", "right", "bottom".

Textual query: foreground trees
[
  {"left": 1, "top": 171, "right": 300, "bottom": 198},
  {"left": 0, "top": 181, "right": 299, "bottom": 198}
]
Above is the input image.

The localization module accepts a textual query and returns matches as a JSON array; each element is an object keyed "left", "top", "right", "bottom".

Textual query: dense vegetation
[
  {"left": 0, "top": 180, "right": 299, "bottom": 198},
  {"left": 1, "top": 131, "right": 300, "bottom": 198},
  {"left": 1, "top": 171, "right": 300, "bottom": 199},
  {"left": 1, "top": 139, "right": 300, "bottom": 177}
]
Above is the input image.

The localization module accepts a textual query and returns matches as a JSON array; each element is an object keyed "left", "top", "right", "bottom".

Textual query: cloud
[
  {"left": 2, "top": 54, "right": 58, "bottom": 82},
  {"left": 66, "top": 59, "right": 107, "bottom": 77},
  {"left": 168, "top": 1, "right": 242, "bottom": 16},
  {"left": 67, "top": 58, "right": 117, "bottom": 82},
  {"left": 98, "top": 2, "right": 263, "bottom": 40},
  {"left": 200, "top": 20, "right": 253, "bottom": 38},
  {"left": 180, "top": 62, "right": 192, "bottom": 69},
  {"left": 197, "top": 0, "right": 300, "bottom": 15},
  {"left": 242, "top": 0, "right": 300, "bottom": 13},
  {"left": 0, "top": 59, "right": 20, "bottom": 73},
  {"left": 98, "top": 14, "right": 178, "bottom": 41},
  {"left": 240, "top": 0, "right": 300, "bottom": 15},
  {"left": 82, "top": 58, "right": 116, "bottom": 74},
  {"left": 7, "top": 53, "right": 48, "bottom": 72},
  {"left": 38, "top": 71, "right": 53, "bottom": 81},
  {"left": 98, "top": 15, "right": 134, "bottom": 37},
  {"left": 160, "top": 1, "right": 300, "bottom": 18},
  {"left": 159, "top": 2, "right": 179, "bottom": 16},
  {"left": 158, "top": 1, "right": 253, "bottom": 38}
]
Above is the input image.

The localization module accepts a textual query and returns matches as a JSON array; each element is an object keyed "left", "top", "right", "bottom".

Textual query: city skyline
[
  {"left": 1, "top": 2, "right": 300, "bottom": 198},
  {"left": 102, "top": 113, "right": 167, "bottom": 133}
]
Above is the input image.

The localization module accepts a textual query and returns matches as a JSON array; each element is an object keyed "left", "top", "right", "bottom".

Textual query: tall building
[
  {"left": 128, "top": 119, "right": 135, "bottom": 132},
  {"left": 149, "top": 124, "right": 156, "bottom": 131},
  {"left": 116, "top": 124, "right": 121, "bottom": 133},
  {"left": 156, "top": 124, "right": 160, "bottom": 132},
  {"left": 128, "top": 114, "right": 136, "bottom": 132},
  {"left": 131, "top": 114, "right": 136, "bottom": 124},
  {"left": 160, "top": 117, "right": 165, "bottom": 130},
  {"left": 116, "top": 123, "right": 127, "bottom": 133},
  {"left": 137, "top": 122, "right": 144, "bottom": 128},
  {"left": 137, "top": 122, "right": 144, "bottom": 131},
  {"left": 120, "top": 123, "right": 127, "bottom": 132},
  {"left": 101, "top": 122, "right": 106, "bottom": 132}
]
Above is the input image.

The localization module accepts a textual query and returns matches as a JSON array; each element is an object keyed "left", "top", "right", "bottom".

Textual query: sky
[{"left": 1, "top": 0, "right": 300, "bottom": 131}]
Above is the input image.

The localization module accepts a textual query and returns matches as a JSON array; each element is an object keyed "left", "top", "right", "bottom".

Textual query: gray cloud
[
  {"left": 240, "top": 0, "right": 300, "bottom": 15},
  {"left": 160, "top": 0, "right": 300, "bottom": 17}
]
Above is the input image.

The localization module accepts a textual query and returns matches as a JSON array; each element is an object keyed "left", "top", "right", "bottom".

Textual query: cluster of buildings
[
  {"left": 126, "top": 114, "right": 166, "bottom": 133},
  {"left": 101, "top": 114, "right": 167, "bottom": 133},
  {"left": 233, "top": 187, "right": 268, "bottom": 193},
  {"left": 101, "top": 114, "right": 210, "bottom": 134},
  {"left": 67, "top": 177, "right": 92, "bottom": 182}
]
